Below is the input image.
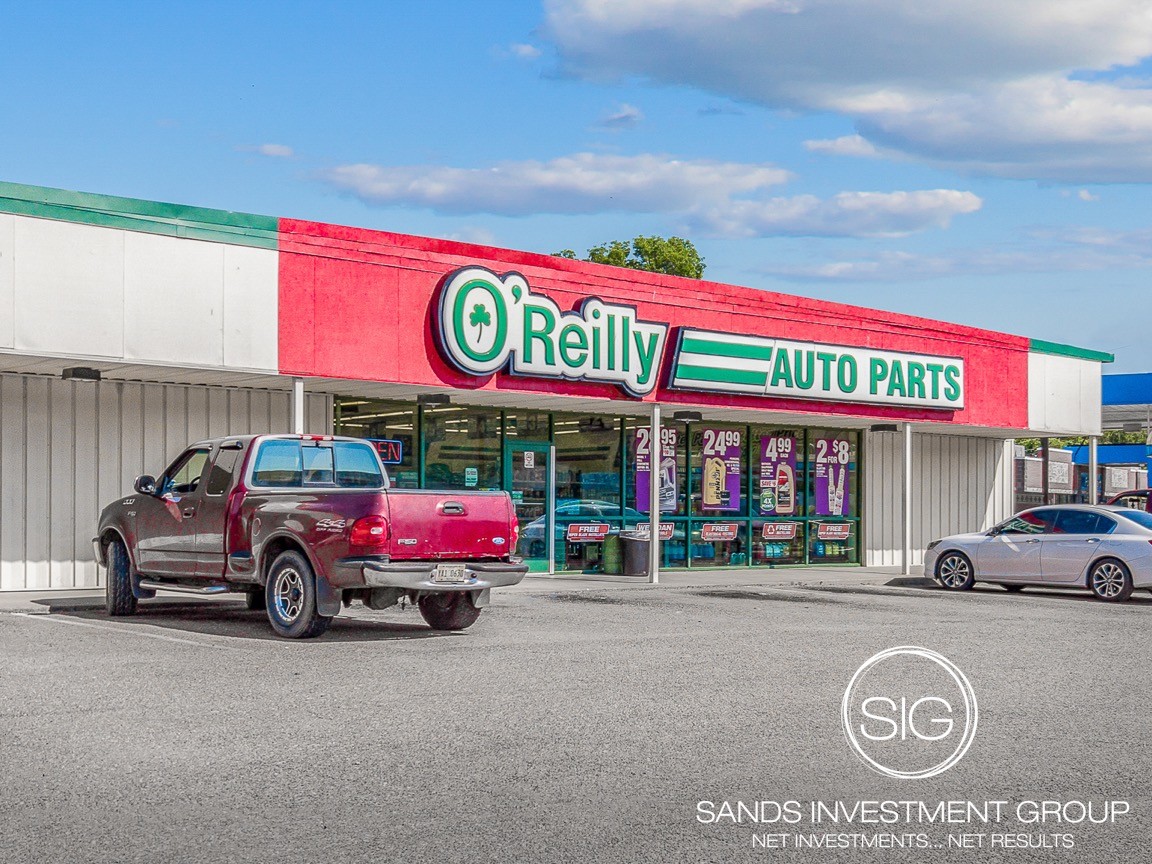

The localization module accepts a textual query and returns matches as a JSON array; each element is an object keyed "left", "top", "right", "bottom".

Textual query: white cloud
[
  {"left": 545, "top": 0, "right": 1152, "bottom": 181},
  {"left": 447, "top": 226, "right": 499, "bottom": 246},
  {"left": 319, "top": 153, "right": 790, "bottom": 216},
  {"left": 598, "top": 103, "right": 643, "bottom": 129},
  {"left": 804, "top": 135, "right": 881, "bottom": 158},
  {"left": 319, "top": 151, "right": 978, "bottom": 237},
  {"left": 761, "top": 224, "right": 1152, "bottom": 281},
  {"left": 689, "top": 190, "right": 982, "bottom": 238},
  {"left": 1079, "top": 189, "right": 1100, "bottom": 201},
  {"left": 509, "top": 43, "right": 542, "bottom": 59},
  {"left": 239, "top": 143, "right": 294, "bottom": 158}
]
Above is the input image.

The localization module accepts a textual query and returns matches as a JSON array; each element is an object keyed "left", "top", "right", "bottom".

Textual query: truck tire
[
  {"left": 105, "top": 539, "right": 138, "bottom": 617},
  {"left": 418, "top": 593, "right": 482, "bottom": 631},
  {"left": 265, "top": 550, "right": 332, "bottom": 639}
]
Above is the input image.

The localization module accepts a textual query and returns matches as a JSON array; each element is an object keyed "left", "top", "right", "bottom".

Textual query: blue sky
[{"left": 3, "top": 1, "right": 1151, "bottom": 368}]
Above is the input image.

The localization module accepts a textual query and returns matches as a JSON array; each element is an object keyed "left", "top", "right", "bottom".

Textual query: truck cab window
[
  {"left": 160, "top": 448, "right": 211, "bottom": 496},
  {"left": 205, "top": 447, "right": 242, "bottom": 496}
]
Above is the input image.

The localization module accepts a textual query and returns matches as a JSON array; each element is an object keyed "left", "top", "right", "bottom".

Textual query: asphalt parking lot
[{"left": 2, "top": 577, "right": 1150, "bottom": 863}]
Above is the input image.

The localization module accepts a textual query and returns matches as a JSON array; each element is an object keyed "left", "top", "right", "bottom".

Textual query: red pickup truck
[{"left": 94, "top": 434, "right": 527, "bottom": 638}]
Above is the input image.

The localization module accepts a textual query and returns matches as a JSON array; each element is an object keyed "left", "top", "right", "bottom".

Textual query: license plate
[{"left": 432, "top": 564, "right": 468, "bottom": 584}]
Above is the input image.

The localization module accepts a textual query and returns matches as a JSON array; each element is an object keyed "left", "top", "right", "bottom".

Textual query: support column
[
  {"left": 648, "top": 404, "right": 661, "bottom": 585},
  {"left": 1040, "top": 437, "right": 1051, "bottom": 505},
  {"left": 902, "top": 422, "right": 913, "bottom": 576},
  {"left": 1088, "top": 436, "right": 1099, "bottom": 505},
  {"left": 547, "top": 445, "right": 557, "bottom": 576},
  {"left": 292, "top": 378, "right": 305, "bottom": 434}
]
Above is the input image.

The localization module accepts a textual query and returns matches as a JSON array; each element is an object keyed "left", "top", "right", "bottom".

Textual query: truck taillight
[
  {"left": 510, "top": 516, "right": 520, "bottom": 550},
  {"left": 350, "top": 515, "right": 389, "bottom": 549}
]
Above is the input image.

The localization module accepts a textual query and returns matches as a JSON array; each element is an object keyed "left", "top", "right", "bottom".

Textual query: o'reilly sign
[
  {"left": 437, "top": 267, "right": 668, "bottom": 397},
  {"left": 671, "top": 328, "right": 964, "bottom": 409},
  {"left": 435, "top": 268, "right": 964, "bottom": 409}
]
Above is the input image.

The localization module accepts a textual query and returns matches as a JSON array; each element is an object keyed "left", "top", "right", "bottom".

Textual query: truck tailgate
[{"left": 386, "top": 490, "right": 515, "bottom": 560}]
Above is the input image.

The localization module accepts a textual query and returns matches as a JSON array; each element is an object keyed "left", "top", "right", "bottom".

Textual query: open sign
[{"left": 369, "top": 438, "right": 404, "bottom": 465}]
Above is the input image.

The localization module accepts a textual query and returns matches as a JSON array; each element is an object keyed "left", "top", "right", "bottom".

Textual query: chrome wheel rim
[
  {"left": 1092, "top": 562, "right": 1127, "bottom": 599},
  {"left": 938, "top": 555, "right": 970, "bottom": 588},
  {"left": 273, "top": 567, "right": 304, "bottom": 622}
]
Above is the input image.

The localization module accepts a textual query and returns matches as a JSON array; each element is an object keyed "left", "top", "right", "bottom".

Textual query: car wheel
[
  {"left": 417, "top": 593, "right": 482, "bottom": 631},
  {"left": 1089, "top": 558, "right": 1133, "bottom": 603},
  {"left": 245, "top": 587, "right": 265, "bottom": 611},
  {"left": 1001, "top": 584, "right": 1025, "bottom": 593},
  {"left": 105, "top": 539, "right": 138, "bottom": 617},
  {"left": 265, "top": 550, "right": 332, "bottom": 638},
  {"left": 936, "top": 552, "right": 975, "bottom": 591}
]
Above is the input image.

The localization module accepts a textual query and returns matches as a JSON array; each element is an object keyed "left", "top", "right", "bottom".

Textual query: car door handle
[
  {"left": 182, "top": 508, "right": 196, "bottom": 518},
  {"left": 1024, "top": 538, "right": 1041, "bottom": 543},
  {"left": 1086, "top": 538, "right": 1100, "bottom": 543}
]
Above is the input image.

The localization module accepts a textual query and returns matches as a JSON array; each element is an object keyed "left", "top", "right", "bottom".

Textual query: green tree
[
  {"left": 1017, "top": 430, "right": 1147, "bottom": 454},
  {"left": 553, "top": 235, "right": 705, "bottom": 279}
]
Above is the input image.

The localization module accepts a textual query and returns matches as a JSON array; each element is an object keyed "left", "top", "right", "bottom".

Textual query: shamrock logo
[{"left": 469, "top": 302, "right": 492, "bottom": 338}]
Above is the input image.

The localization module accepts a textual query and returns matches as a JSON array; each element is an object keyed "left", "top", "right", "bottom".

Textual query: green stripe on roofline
[
  {"left": 0, "top": 181, "right": 278, "bottom": 250},
  {"left": 680, "top": 336, "right": 774, "bottom": 361},
  {"left": 1029, "top": 338, "right": 1114, "bottom": 364},
  {"left": 673, "top": 364, "right": 768, "bottom": 387}
]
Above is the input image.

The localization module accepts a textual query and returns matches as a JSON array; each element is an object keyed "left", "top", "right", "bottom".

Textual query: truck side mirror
[{"left": 134, "top": 474, "right": 157, "bottom": 496}]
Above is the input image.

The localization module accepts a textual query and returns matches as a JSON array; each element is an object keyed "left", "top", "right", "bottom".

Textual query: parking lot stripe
[{"left": 11, "top": 612, "right": 222, "bottom": 647}]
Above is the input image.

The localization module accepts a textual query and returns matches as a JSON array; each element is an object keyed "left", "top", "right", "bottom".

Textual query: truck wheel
[
  {"left": 418, "top": 593, "right": 482, "bottom": 631},
  {"left": 265, "top": 550, "right": 332, "bottom": 639},
  {"left": 105, "top": 539, "right": 138, "bottom": 617},
  {"left": 245, "top": 587, "right": 265, "bottom": 611}
]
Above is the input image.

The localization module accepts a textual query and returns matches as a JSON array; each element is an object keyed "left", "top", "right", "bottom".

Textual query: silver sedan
[{"left": 923, "top": 504, "right": 1152, "bottom": 602}]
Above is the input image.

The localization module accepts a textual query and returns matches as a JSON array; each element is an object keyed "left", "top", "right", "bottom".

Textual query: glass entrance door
[{"left": 504, "top": 441, "right": 552, "bottom": 571}]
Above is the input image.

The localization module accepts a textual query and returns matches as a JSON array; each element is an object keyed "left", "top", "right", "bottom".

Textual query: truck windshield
[{"left": 251, "top": 440, "right": 385, "bottom": 489}]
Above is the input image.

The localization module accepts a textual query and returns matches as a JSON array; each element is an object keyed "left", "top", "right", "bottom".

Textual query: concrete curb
[{"left": 0, "top": 569, "right": 925, "bottom": 615}]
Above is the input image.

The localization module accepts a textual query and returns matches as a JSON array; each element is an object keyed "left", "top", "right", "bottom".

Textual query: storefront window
[
  {"left": 504, "top": 410, "right": 550, "bottom": 442},
  {"left": 689, "top": 522, "right": 749, "bottom": 567},
  {"left": 331, "top": 396, "right": 866, "bottom": 570},
  {"left": 690, "top": 424, "right": 748, "bottom": 516},
  {"left": 553, "top": 415, "right": 623, "bottom": 572},
  {"left": 625, "top": 419, "right": 686, "bottom": 517},
  {"left": 750, "top": 519, "right": 806, "bottom": 566},
  {"left": 423, "top": 406, "right": 502, "bottom": 490},
  {"left": 334, "top": 399, "right": 418, "bottom": 488},
  {"left": 805, "top": 428, "right": 860, "bottom": 564}
]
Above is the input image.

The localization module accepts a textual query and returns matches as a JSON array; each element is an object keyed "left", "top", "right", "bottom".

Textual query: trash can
[
  {"left": 620, "top": 531, "right": 650, "bottom": 577},
  {"left": 601, "top": 533, "right": 623, "bottom": 575}
]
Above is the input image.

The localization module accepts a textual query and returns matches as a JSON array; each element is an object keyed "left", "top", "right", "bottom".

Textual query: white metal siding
[
  {"left": 0, "top": 374, "right": 331, "bottom": 591},
  {"left": 1027, "top": 352, "right": 1103, "bottom": 436},
  {"left": 864, "top": 431, "right": 1014, "bottom": 567},
  {"left": 7, "top": 215, "right": 279, "bottom": 372}
]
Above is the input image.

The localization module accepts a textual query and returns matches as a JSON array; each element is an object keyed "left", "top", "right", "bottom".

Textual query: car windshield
[{"left": 1115, "top": 509, "right": 1152, "bottom": 531}]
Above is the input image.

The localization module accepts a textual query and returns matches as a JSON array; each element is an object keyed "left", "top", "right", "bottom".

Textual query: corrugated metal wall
[
  {"left": 864, "top": 431, "right": 1014, "bottom": 567},
  {"left": 0, "top": 374, "right": 332, "bottom": 591}
]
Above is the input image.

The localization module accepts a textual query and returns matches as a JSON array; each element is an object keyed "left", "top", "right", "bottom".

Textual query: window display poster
[
  {"left": 758, "top": 434, "right": 797, "bottom": 516},
  {"left": 814, "top": 436, "right": 851, "bottom": 516},
  {"left": 635, "top": 427, "right": 678, "bottom": 513},
  {"left": 701, "top": 427, "right": 742, "bottom": 511}
]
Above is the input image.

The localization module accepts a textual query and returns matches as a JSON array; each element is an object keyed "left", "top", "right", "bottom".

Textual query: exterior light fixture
[
  {"left": 869, "top": 423, "right": 899, "bottom": 433},
  {"left": 61, "top": 367, "right": 101, "bottom": 382},
  {"left": 672, "top": 410, "right": 703, "bottom": 423},
  {"left": 417, "top": 394, "right": 452, "bottom": 407}
]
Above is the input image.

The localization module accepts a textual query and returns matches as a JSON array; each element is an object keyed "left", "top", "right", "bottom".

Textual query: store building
[{"left": 0, "top": 181, "right": 1109, "bottom": 590}]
